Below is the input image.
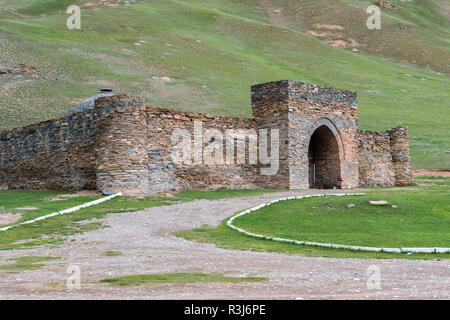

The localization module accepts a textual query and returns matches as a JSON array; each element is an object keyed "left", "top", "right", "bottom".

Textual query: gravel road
[{"left": 0, "top": 189, "right": 448, "bottom": 299}]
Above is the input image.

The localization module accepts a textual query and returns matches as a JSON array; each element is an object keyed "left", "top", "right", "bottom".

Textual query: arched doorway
[{"left": 308, "top": 125, "right": 342, "bottom": 189}]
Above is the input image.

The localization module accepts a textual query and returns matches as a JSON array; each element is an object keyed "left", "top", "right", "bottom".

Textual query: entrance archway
[{"left": 308, "top": 125, "right": 342, "bottom": 189}]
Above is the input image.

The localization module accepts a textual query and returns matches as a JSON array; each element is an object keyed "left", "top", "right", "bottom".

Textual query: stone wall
[
  {"left": 388, "top": 126, "right": 413, "bottom": 186},
  {"left": 95, "top": 96, "right": 266, "bottom": 195},
  {"left": 0, "top": 80, "right": 413, "bottom": 194},
  {"left": 94, "top": 96, "right": 149, "bottom": 194},
  {"left": 0, "top": 103, "right": 113, "bottom": 190},
  {"left": 357, "top": 127, "right": 413, "bottom": 187},
  {"left": 251, "top": 81, "right": 290, "bottom": 189},
  {"left": 357, "top": 130, "right": 395, "bottom": 186},
  {"left": 0, "top": 94, "right": 283, "bottom": 195},
  {"left": 0, "top": 95, "right": 145, "bottom": 191}
]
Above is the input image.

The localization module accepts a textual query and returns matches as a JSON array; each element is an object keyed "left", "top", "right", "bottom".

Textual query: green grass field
[
  {"left": 0, "top": 256, "right": 58, "bottom": 271},
  {"left": 0, "top": 0, "right": 449, "bottom": 169},
  {"left": 175, "top": 178, "right": 450, "bottom": 259},
  {"left": 100, "top": 272, "right": 267, "bottom": 287}
]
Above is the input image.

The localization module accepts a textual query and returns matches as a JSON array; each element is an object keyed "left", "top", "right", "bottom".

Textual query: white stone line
[
  {"left": 226, "top": 193, "right": 450, "bottom": 254},
  {"left": 0, "top": 193, "right": 122, "bottom": 232}
]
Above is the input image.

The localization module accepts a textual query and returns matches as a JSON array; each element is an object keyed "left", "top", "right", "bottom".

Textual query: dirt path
[
  {"left": 0, "top": 189, "right": 448, "bottom": 300},
  {"left": 413, "top": 169, "right": 450, "bottom": 177}
]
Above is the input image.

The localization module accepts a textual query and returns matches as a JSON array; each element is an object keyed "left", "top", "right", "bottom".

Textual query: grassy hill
[{"left": 0, "top": 0, "right": 449, "bottom": 169}]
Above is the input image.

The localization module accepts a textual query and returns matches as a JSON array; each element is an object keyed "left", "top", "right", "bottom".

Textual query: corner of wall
[
  {"left": 388, "top": 126, "right": 413, "bottom": 186},
  {"left": 94, "top": 95, "right": 150, "bottom": 195},
  {"left": 357, "top": 129, "right": 395, "bottom": 187}
]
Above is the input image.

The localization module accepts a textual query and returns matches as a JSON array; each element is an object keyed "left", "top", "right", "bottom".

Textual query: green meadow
[
  {"left": 0, "top": 0, "right": 448, "bottom": 169},
  {"left": 175, "top": 178, "right": 450, "bottom": 259}
]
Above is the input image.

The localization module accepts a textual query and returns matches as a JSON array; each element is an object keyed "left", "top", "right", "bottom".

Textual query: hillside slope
[{"left": 0, "top": 0, "right": 449, "bottom": 169}]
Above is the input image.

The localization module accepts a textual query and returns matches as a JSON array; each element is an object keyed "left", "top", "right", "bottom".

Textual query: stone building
[{"left": 0, "top": 80, "right": 413, "bottom": 195}]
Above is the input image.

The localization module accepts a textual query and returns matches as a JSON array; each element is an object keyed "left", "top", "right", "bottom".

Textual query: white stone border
[
  {"left": 226, "top": 193, "right": 450, "bottom": 254},
  {"left": 0, "top": 193, "right": 122, "bottom": 232}
]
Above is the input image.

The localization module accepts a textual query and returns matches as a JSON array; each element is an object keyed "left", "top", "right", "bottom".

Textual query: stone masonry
[{"left": 0, "top": 80, "right": 413, "bottom": 195}]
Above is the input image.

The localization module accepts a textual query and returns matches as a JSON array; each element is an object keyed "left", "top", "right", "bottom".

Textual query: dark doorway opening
[{"left": 308, "top": 125, "right": 342, "bottom": 189}]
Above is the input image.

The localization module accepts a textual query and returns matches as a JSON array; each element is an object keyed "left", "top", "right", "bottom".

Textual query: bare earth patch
[
  {"left": 376, "top": 1, "right": 398, "bottom": 10},
  {"left": 50, "top": 190, "right": 102, "bottom": 201},
  {"left": 307, "top": 24, "right": 359, "bottom": 50},
  {"left": 307, "top": 30, "right": 336, "bottom": 38},
  {"left": 413, "top": 169, "right": 450, "bottom": 177},
  {"left": 313, "top": 24, "right": 344, "bottom": 30},
  {"left": 325, "top": 40, "right": 348, "bottom": 48},
  {"left": 82, "top": 1, "right": 140, "bottom": 9},
  {"left": 0, "top": 213, "right": 22, "bottom": 226},
  {"left": 14, "top": 206, "right": 38, "bottom": 211}
]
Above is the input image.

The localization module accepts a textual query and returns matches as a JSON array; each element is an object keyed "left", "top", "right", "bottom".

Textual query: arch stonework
[
  {"left": 287, "top": 113, "right": 359, "bottom": 189},
  {"left": 306, "top": 117, "right": 345, "bottom": 161},
  {"left": 308, "top": 125, "right": 342, "bottom": 189},
  {"left": 272, "top": 81, "right": 360, "bottom": 190}
]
